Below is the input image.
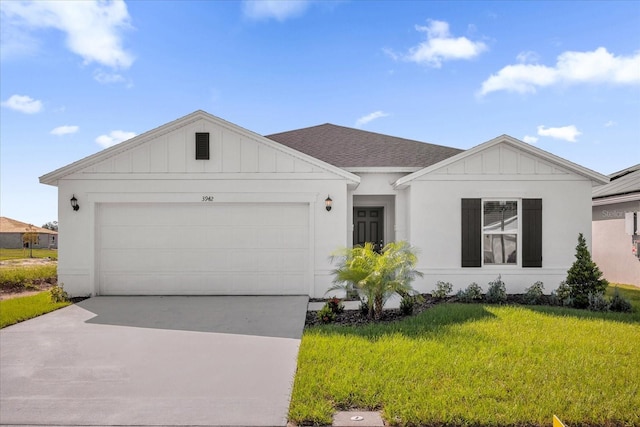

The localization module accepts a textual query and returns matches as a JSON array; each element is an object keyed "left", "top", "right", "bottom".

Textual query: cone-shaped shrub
[{"left": 565, "top": 233, "right": 608, "bottom": 308}]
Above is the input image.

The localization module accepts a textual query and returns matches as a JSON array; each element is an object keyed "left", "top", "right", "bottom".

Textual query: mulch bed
[{"left": 305, "top": 294, "right": 553, "bottom": 328}]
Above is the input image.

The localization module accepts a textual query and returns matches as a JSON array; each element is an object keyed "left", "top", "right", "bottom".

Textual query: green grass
[
  {"left": 0, "top": 291, "right": 70, "bottom": 328},
  {"left": 0, "top": 248, "right": 58, "bottom": 261},
  {"left": 607, "top": 283, "right": 640, "bottom": 308},
  {"left": 0, "top": 264, "right": 57, "bottom": 290},
  {"left": 290, "top": 286, "right": 640, "bottom": 426}
]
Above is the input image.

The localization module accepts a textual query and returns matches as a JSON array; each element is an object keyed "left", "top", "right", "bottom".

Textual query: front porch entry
[{"left": 353, "top": 207, "right": 384, "bottom": 251}]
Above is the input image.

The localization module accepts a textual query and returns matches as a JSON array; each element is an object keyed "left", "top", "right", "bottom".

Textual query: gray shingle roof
[
  {"left": 592, "top": 164, "right": 640, "bottom": 199},
  {"left": 265, "top": 123, "right": 463, "bottom": 168}
]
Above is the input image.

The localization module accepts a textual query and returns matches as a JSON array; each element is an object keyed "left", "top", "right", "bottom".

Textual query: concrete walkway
[{"left": 0, "top": 296, "right": 308, "bottom": 427}]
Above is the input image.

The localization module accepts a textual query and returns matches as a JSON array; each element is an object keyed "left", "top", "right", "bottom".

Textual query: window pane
[
  {"left": 483, "top": 201, "right": 518, "bottom": 232},
  {"left": 483, "top": 234, "right": 517, "bottom": 264}
]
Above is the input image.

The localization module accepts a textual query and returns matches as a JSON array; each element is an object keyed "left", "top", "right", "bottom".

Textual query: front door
[{"left": 353, "top": 207, "right": 384, "bottom": 251}]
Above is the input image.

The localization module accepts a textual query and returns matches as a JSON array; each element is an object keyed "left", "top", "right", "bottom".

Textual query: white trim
[
  {"left": 481, "top": 199, "right": 520, "bottom": 267},
  {"left": 345, "top": 167, "right": 420, "bottom": 173},
  {"left": 394, "top": 134, "right": 609, "bottom": 188},
  {"left": 40, "top": 110, "right": 360, "bottom": 186},
  {"left": 592, "top": 193, "right": 640, "bottom": 206}
]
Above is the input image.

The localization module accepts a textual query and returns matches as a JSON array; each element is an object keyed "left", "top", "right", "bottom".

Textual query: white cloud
[
  {"left": 522, "top": 135, "right": 538, "bottom": 144},
  {"left": 96, "top": 130, "right": 136, "bottom": 148},
  {"left": 397, "top": 19, "right": 487, "bottom": 68},
  {"left": 604, "top": 120, "right": 617, "bottom": 127},
  {"left": 1, "top": 94, "right": 42, "bottom": 113},
  {"left": 516, "top": 51, "right": 540, "bottom": 64},
  {"left": 93, "top": 69, "right": 126, "bottom": 84},
  {"left": 242, "top": 0, "right": 309, "bottom": 21},
  {"left": 480, "top": 47, "right": 640, "bottom": 96},
  {"left": 1, "top": 0, "right": 134, "bottom": 69},
  {"left": 355, "top": 111, "right": 389, "bottom": 128},
  {"left": 50, "top": 125, "right": 79, "bottom": 136},
  {"left": 537, "top": 125, "right": 582, "bottom": 142}
]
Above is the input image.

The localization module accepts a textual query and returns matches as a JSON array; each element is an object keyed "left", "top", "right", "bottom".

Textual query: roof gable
[
  {"left": 0, "top": 217, "right": 57, "bottom": 234},
  {"left": 395, "top": 134, "right": 609, "bottom": 188},
  {"left": 40, "top": 111, "right": 360, "bottom": 186},
  {"left": 266, "top": 123, "right": 463, "bottom": 168}
]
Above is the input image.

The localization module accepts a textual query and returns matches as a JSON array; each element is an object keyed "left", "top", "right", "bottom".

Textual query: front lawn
[
  {"left": 0, "top": 291, "right": 70, "bottom": 328},
  {"left": 289, "top": 287, "right": 640, "bottom": 426},
  {"left": 0, "top": 248, "right": 58, "bottom": 260}
]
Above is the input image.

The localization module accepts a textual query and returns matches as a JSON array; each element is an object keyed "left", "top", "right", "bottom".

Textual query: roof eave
[
  {"left": 394, "top": 134, "right": 610, "bottom": 189},
  {"left": 39, "top": 110, "right": 361, "bottom": 186}
]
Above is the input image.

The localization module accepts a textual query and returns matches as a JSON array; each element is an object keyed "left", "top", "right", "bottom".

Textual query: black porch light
[
  {"left": 70, "top": 195, "right": 79, "bottom": 211},
  {"left": 325, "top": 195, "right": 332, "bottom": 212}
]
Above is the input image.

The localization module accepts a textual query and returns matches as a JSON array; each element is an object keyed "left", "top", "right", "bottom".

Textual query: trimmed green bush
[
  {"left": 524, "top": 281, "right": 545, "bottom": 305},
  {"left": 432, "top": 281, "right": 453, "bottom": 299},
  {"left": 457, "top": 282, "right": 483, "bottom": 303},
  {"left": 485, "top": 275, "right": 507, "bottom": 304},
  {"left": 317, "top": 305, "right": 336, "bottom": 324},
  {"left": 609, "top": 287, "right": 633, "bottom": 313}
]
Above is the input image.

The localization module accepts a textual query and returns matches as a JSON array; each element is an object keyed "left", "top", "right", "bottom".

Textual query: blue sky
[{"left": 1, "top": 0, "right": 639, "bottom": 227}]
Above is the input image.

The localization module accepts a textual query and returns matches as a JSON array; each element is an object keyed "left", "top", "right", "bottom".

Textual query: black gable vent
[{"left": 195, "top": 132, "right": 210, "bottom": 160}]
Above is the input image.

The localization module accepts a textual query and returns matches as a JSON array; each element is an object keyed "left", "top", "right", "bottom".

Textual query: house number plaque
[{"left": 201, "top": 196, "right": 215, "bottom": 202}]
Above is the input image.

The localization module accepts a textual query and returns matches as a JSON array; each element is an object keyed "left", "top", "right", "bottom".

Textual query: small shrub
[
  {"left": 565, "top": 233, "right": 608, "bottom": 308},
  {"left": 317, "top": 305, "right": 336, "bottom": 323},
  {"left": 552, "top": 281, "right": 572, "bottom": 306},
  {"left": 50, "top": 284, "right": 69, "bottom": 303},
  {"left": 524, "top": 281, "right": 545, "bottom": 305},
  {"left": 326, "top": 296, "right": 344, "bottom": 314},
  {"left": 432, "top": 281, "right": 453, "bottom": 299},
  {"left": 609, "top": 287, "right": 633, "bottom": 313},
  {"left": 485, "top": 275, "right": 507, "bottom": 304},
  {"left": 400, "top": 295, "right": 415, "bottom": 315},
  {"left": 359, "top": 298, "right": 369, "bottom": 317},
  {"left": 457, "top": 282, "right": 483, "bottom": 303},
  {"left": 588, "top": 292, "right": 609, "bottom": 312}
]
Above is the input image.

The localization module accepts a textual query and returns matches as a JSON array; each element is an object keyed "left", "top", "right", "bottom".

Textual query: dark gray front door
[{"left": 353, "top": 207, "right": 384, "bottom": 251}]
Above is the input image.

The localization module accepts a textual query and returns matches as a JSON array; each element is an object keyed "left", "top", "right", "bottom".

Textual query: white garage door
[{"left": 97, "top": 203, "right": 309, "bottom": 295}]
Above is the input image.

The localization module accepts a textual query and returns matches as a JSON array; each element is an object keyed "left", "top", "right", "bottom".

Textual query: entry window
[
  {"left": 483, "top": 201, "right": 518, "bottom": 264},
  {"left": 195, "top": 132, "right": 210, "bottom": 160}
]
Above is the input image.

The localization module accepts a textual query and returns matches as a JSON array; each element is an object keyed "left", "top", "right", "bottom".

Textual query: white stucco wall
[
  {"left": 50, "top": 114, "right": 356, "bottom": 297},
  {"left": 404, "top": 142, "right": 597, "bottom": 294}
]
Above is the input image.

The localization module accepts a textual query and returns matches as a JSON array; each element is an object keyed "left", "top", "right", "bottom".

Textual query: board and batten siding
[
  {"left": 406, "top": 141, "right": 594, "bottom": 294},
  {"left": 49, "top": 113, "right": 357, "bottom": 297}
]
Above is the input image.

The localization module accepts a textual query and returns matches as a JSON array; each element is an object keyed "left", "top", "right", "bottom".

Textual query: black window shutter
[
  {"left": 522, "top": 198, "right": 542, "bottom": 267},
  {"left": 195, "top": 132, "right": 210, "bottom": 160},
  {"left": 461, "top": 198, "right": 481, "bottom": 267}
]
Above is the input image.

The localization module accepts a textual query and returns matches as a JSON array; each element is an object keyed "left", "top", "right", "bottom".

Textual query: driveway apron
[{"left": 0, "top": 296, "right": 308, "bottom": 426}]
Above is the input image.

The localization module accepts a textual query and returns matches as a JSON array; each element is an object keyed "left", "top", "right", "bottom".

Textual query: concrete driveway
[{"left": 0, "top": 296, "right": 308, "bottom": 427}]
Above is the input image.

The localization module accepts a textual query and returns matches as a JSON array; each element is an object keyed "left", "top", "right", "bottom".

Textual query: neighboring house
[
  {"left": 39, "top": 111, "right": 608, "bottom": 297},
  {"left": 0, "top": 217, "right": 58, "bottom": 249},
  {"left": 592, "top": 165, "right": 640, "bottom": 285}
]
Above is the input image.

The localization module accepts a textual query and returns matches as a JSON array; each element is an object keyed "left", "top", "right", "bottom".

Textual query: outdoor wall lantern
[
  {"left": 325, "top": 195, "right": 332, "bottom": 212},
  {"left": 70, "top": 195, "right": 79, "bottom": 211}
]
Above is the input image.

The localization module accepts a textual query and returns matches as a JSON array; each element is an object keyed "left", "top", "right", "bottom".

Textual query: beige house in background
[
  {"left": 592, "top": 165, "right": 640, "bottom": 286},
  {"left": 0, "top": 217, "right": 58, "bottom": 250}
]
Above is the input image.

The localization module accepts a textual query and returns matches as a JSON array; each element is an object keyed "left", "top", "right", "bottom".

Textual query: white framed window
[{"left": 483, "top": 200, "right": 518, "bottom": 265}]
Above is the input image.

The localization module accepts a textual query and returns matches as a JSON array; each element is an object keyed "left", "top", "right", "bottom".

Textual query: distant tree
[
  {"left": 42, "top": 221, "right": 58, "bottom": 231},
  {"left": 22, "top": 224, "right": 38, "bottom": 258},
  {"left": 565, "top": 233, "right": 608, "bottom": 308}
]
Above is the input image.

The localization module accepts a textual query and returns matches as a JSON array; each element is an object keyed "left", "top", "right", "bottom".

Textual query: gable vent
[{"left": 195, "top": 132, "right": 210, "bottom": 160}]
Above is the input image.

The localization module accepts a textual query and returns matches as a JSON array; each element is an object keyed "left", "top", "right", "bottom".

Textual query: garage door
[{"left": 97, "top": 203, "right": 309, "bottom": 295}]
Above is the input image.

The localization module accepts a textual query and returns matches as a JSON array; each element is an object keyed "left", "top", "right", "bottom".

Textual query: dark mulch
[{"left": 306, "top": 294, "right": 555, "bottom": 328}]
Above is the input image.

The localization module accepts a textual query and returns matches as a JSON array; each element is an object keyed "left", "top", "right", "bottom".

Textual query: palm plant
[{"left": 328, "top": 241, "right": 423, "bottom": 319}]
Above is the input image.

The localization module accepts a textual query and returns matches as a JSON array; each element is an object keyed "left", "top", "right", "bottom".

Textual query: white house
[{"left": 40, "top": 111, "right": 608, "bottom": 297}]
